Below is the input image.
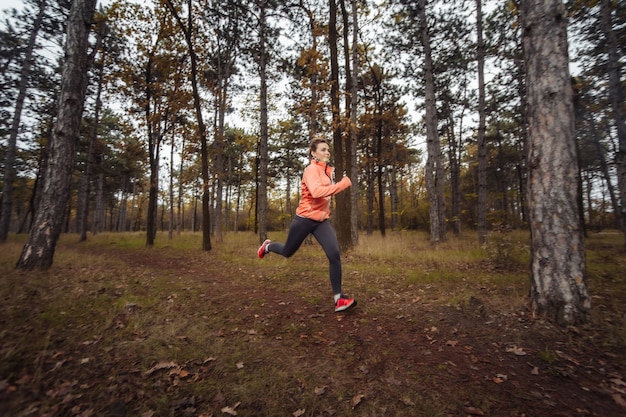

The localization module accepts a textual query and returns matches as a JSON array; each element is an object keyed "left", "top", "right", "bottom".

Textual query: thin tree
[
  {"left": 349, "top": 0, "right": 359, "bottom": 245},
  {"left": 0, "top": 0, "right": 46, "bottom": 242},
  {"left": 521, "top": 0, "right": 591, "bottom": 325},
  {"left": 476, "top": 0, "right": 487, "bottom": 244},
  {"left": 600, "top": 0, "right": 626, "bottom": 247},
  {"left": 17, "top": 0, "right": 98, "bottom": 270},
  {"left": 165, "top": 0, "right": 211, "bottom": 250},
  {"left": 77, "top": 14, "right": 107, "bottom": 242},
  {"left": 419, "top": 0, "right": 446, "bottom": 244}
]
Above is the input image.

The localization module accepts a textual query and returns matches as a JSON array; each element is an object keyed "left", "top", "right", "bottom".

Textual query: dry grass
[{"left": 0, "top": 230, "right": 624, "bottom": 416}]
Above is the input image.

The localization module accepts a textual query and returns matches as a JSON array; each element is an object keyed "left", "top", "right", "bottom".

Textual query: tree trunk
[
  {"left": 448, "top": 99, "right": 461, "bottom": 236},
  {"left": 0, "top": 0, "right": 46, "bottom": 242},
  {"left": 521, "top": 0, "right": 590, "bottom": 325},
  {"left": 17, "top": 0, "right": 97, "bottom": 270},
  {"left": 257, "top": 0, "right": 269, "bottom": 244},
  {"left": 600, "top": 0, "right": 626, "bottom": 245},
  {"left": 118, "top": 174, "right": 128, "bottom": 232},
  {"left": 349, "top": 0, "right": 359, "bottom": 245},
  {"left": 94, "top": 172, "right": 104, "bottom": 233},
  {"left": 168, "top": 139, "right": 175, "bottom": 240},
  {"left": 165, "top": 0, "right": 211, "bottom": 249},
  {"left": 177, "top": 136, "right": 185, "bottom": 234},
  {"left": 589, "top": 115, "right": 622, "bottom": 230},
  {"left": 419, "top": 0, "right": 445, "bottom": 244},
  {"left": 390, "top": 162, "right": 399, "bottom": 231},
  {"left": 335, "top": 0, "right": 353, "bottom": 251},
  {"left": 78, "top": 32, "right": 105, "bottom": 242},
  {"left": 476, "top": 0, "right": 487, "bottom": 244},
  {"left": 366, "top": 162, "right": 374, "bottom": 235}
]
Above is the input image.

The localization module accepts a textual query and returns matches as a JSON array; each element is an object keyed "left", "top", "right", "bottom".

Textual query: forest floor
[{"left": 0, "top": 231, "right": 625, "bottom": 417}]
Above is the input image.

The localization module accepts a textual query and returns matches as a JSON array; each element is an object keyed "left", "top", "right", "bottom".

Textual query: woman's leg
[
  {"left": 267, "top": 216, "right": 317, "bottom": 258},
  {"left": 311, "top": 220, "right": 342, "bottom": 295}
]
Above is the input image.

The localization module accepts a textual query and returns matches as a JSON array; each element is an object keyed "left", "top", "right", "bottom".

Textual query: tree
[
  {"left": 334, "top": 0, "right": 355, "bottom": 250},
  {"left": 599, "top": 0, "right": 626, "bottom": 247},
  {"left": 476, "top": 0, "right": 487, "bottom": 244},
  {"left": 250, "top": 0, "right": 279, "bottom": 244},
  {"left": 77, "top": 12, "right": 108, "bottom": 242},
  {"left": 420, "top": 0, "right": 446, "bottom": 244},
  {"left": 0, "top": 0, "right": 47, "bottom": 242},
  {"left": 17, "top": 0, "right": 98, "bottom": 270},
  {"left": 521, "top": 0, "right": 590, "bottom": 325},
  {"left": 165, "top": 0, "right": 212, "bottom": 250}
]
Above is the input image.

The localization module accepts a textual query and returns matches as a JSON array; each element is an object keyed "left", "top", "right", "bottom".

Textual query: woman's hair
[{"left": 308, "top": 138, "right": 328, "bottom": 158}]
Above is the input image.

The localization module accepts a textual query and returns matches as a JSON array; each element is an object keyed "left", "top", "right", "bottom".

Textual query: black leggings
[{"left": 267, "top": 216, "right": 342, "bottom": 295}]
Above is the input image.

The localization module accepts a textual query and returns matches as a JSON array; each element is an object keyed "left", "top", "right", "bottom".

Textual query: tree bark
[
  {"left": 521, "top": 0, "right": 590, "bottom": 325},
  {"left": 17, "top": 0, "right": 98, "bottom": 270}
]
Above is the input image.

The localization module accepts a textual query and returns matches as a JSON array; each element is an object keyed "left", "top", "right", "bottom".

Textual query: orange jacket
[{"left": 296, "top": 159, "right": 352, "bottom": 222}]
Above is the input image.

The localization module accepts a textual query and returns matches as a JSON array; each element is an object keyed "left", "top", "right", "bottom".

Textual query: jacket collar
[{"left": 311, "top": 158, "right": 331, "bottom": 169}]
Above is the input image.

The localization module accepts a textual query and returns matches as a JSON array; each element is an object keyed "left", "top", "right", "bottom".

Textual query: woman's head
[{"left": 309, "top": 138, "right": 331, "bottom": 163}]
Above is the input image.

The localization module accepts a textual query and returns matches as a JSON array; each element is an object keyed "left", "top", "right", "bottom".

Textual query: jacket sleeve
[{"left": 303, "top": 165, "right": 352, "bottom": 198}]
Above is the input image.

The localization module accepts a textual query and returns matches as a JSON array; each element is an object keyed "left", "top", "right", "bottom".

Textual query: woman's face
[{"left": 312, "top": 142, "right": 331, "bottom": 163}]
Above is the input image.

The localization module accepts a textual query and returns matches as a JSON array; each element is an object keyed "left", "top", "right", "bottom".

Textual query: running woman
[{"left": 257, "top": 138, "right": 357, "bottom": 312}]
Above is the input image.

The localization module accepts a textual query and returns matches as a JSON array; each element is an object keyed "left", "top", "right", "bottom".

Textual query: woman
[{"left": 257, "top": 138, "right": 356, "bottom": 312}]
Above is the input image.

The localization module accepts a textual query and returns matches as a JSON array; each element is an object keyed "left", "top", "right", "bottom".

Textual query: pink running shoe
[
  {"left": 257, "top": 239, "right": 271, "bottom": 259},
  {"left": 334, "top": 295, "right": 357, "bottom": 312}
]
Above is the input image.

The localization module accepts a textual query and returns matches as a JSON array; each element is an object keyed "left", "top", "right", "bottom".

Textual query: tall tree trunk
[
  {"left": 146, "top": 124, "right": 161, "bottom": 246},
  {"left": 335, "top": 0, "right": 353, "bottom": 250},
  {"left": 420, "top": 0, "right": 445, "bottom": 244},
  {"left": 448, "top": 97, "right": 461, "bottom": 236},
  {"left": 376, "top": 94, "right": 386, "bottom": 237},
  {"left": 589, "top": 114, "right": 621, "bottom": 230},
  {"left": 257, "top": 0, "right": 269, "bottom": 244},
  {"left": 17, "top": 0, "right": 97, "bottom": 270},
  {"left": 521, "top": 0, "right": 590, "bottom": 325},
  {"left": 600, "top": 0, "right": 626, "bottom": 245},
  {"left": 0, "top": 0, "right": 46, "bottom": 242},
  {"left": 366, "top": 146, "right": 375, "bottom": 235},
  {"left": 78, "top": 33, "right": 105, "bottom": 242},
  {"left": 349, "top": 0, "right": 359, "bottom": 245},
  {"left": 165, "top": 0, "right": 211, "bottom": 249},
  {"left": 390, "top": 160, "right": 399, "bottom": 231},
  {"left": 328, "top": 0, "right": 345, "bottom": 239},
  {"left": 476, "top": 0, "right": 488, "bottom": 244}
]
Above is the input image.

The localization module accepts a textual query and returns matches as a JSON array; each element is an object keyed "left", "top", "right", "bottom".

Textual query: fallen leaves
[
  {"left": 314, "top": 386, "right": 327, "bottom": 395},
  {"left": 492, "top": 374, "right": 508, "bottom": 384},
  {"left": 505, "top": 346, "right": 527, "bottom": 356},
  {"left": 351, "top": 393, "right": 365, "bottom": 409},
  {"left": 221, "top": 402, "right": 240, "bottom": 415},
  {"left": 144, "top": 361, "right": 178, "bottom": 375},
  {"left": 463, "top": 405, "right": 485, "bottom": 416}
]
